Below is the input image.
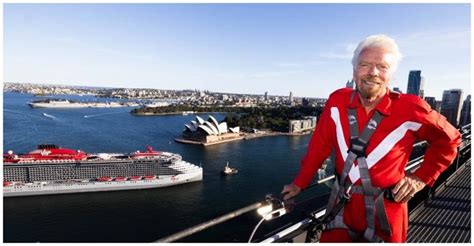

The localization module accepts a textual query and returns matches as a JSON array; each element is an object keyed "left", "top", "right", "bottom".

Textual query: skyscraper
[
  {"left": 346, "top": 79, "right": 355, "bottom": 89},
  {"left": 440, "top": 89, "right": 463, "bottom": 126},
  {"left": 264, "top": 91, "right": 268, "bottom": 101},
  {"left": 289, "top": 91, "right": 293, "bottom": 102},
  {"left": 393, "top": 87, "right": 402, "bottom": 93},
  {"left": 407, "top": 70, "right": 424, "bottom": 98},
  {"left": 424, "top": 96, "right": 438, "bottom": 111},
  {"left": 460, "top": 95, "right": 471, "bottom": 127},
  {"left": 419, "top": 77, "right": 425, "bottom": 99}
]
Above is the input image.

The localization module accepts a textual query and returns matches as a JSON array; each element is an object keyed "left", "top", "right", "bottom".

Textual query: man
[{"left": 281, "top": 34, "right": 461, "bottom": 242}]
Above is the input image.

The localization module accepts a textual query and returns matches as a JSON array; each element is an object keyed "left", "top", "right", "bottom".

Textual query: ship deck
[{"left": 407, "top": 160, "right": 471, "bottom": 243}]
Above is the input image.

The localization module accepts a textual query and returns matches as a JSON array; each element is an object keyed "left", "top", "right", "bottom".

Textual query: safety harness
[{"left": 317, "top": 91, "right": 393, "bottom": 242}]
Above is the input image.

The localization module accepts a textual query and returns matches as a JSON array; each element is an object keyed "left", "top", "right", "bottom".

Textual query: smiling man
[{"left": 281, "top": 34, "right": 461, "bottom": 242}]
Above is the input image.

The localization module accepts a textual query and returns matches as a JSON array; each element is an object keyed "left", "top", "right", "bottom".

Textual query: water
[{"left": 3, "top": 92, "right": 329, "bottom": 242}]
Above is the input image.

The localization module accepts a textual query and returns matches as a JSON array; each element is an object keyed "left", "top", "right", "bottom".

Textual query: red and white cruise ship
[{"left": 3, "top": 144, "right": 203, "bottom": 197}]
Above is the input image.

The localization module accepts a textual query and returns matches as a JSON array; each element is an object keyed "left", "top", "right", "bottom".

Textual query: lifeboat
[
  {"left": 114, "top": 176, "right": 127, "bottom": 182},
  {"left": 130, "top": 176, "right": 142, "bottom": 181},
  {"left": 3, "top": 181, "right": 14, "bottom": 187},
  {"left": 143, "top": 175, "right": 157, "bottom": 180},
  {"left": 97, "top": 176, "right": 113, "bottom": 182}
]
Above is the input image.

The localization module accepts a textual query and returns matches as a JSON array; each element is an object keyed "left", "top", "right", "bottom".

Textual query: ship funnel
[{"left": 146, "top": 146, "right": 155, "bottom": 153}]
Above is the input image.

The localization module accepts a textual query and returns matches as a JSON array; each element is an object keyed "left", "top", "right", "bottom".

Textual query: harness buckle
[
  {"left": 340, "top": 184, "right": 353, "bottom": 203},
  {"left": 348, "top": 137, "right": 367, "bottom": 158}
]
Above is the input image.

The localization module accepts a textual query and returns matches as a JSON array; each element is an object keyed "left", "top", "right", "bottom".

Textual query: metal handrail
[
  {"left": 155, "top": 129, "right": 470, "bottom": 242},
  {"left": 261, "top": 137, "right": 470, "bottom": 243},
  {"left": 156, "top": 201, "right": 265, "bottom": 242},
  {"left": 259, "top": 151, "right": 429, "bottom": 243}
]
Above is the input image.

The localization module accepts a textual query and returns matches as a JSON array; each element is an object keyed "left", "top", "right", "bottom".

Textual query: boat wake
[
  {"left": 84, "top": 112, "right": 124, "bottom": 118},
  {"left": 42, "top": 113, "right": 58, "bottom": 120}
]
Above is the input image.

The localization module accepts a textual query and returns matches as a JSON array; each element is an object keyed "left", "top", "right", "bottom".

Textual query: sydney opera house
[{"left": 180, "top": 115, "right": 241, "bottom": 144}]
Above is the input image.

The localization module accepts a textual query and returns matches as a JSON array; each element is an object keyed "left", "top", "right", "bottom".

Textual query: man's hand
[
  {"left": 392, "top": 174, "right": 426, "bottom": 203},
  {"left": 281, "top": 183, "right": 301, "bottom": 200}
]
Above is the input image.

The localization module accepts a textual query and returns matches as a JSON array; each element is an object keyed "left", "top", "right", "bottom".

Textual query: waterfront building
[
  {"left": 302, "top": 97, "right": 310, "bottom": 106},
  {"left": 289, "top": 116, "right": 317, "bottom": 134},
  {"left": 460, "top": 95, "right": 471, "bottom": 127},
  {"left": 440, "top": 89, "right": 463, "bottom": 127},
  {"left": 407, "top": 70, "right": 424, "bottom": 98}
]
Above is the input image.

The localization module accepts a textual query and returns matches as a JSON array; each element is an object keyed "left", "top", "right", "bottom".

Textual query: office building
[
  {"left": 460, "top": 95, "right": 471, "bottom": 127},
  {"left": 393, "top": 87, "right": 402, "bottom": 93},
  {"left": 424, "top": 97, "right": 438, "bottom": 111},
  {"left": 440, "top": 89, "right": 463, "bottom": 126},
  {"left": 407, "top": 70, "right": 424, "bottom": 98},
  {"left": 346, "top": 79, "right": 355, "bottom": 89}
]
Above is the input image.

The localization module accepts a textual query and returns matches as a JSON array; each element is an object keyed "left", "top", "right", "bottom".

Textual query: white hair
[{"left": 351, "top": 34, "right": 402, "bottom": 72}]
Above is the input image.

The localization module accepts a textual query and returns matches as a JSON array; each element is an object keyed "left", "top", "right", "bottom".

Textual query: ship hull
[{"left": 3, "top": 171, "right": 202, "bottom": 197}]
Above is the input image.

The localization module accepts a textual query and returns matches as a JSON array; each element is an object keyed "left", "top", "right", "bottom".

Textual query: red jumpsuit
[{"left": 293, "top": 88, "right": 461, "bottom": 242}]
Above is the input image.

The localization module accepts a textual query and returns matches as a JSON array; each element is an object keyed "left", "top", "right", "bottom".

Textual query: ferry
[{"left": 28, "top": 98, "right": 139, "bottom": 108}]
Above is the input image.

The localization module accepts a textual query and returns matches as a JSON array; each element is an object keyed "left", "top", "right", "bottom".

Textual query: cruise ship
[
  {"left": 28, "top": 98, "right": 139, "bottom": 108},
  {"left": 3, "top": 144, "right": 203, "bottom": 197}
]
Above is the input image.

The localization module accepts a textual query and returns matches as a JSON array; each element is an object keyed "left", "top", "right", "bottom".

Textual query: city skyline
[{"left": 4, "top": 3, "right": 471, "bottom": 99}]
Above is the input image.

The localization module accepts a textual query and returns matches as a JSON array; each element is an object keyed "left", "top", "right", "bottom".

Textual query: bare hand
[
  {"left": 392, "top": 174, "right": 426, "bottom": 203},
  {"left": 281, "top": 183, "right": 301, "bottom": 200}
]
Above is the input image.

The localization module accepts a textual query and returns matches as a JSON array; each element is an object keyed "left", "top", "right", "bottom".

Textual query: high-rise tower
[
  {"left": 440, "top": 89, "right": 463, "bottom": 126},
  {"left": 407, "top": 70, "right": 424, "bottom": 98},
  {"left": 460, "top": 95, "right": 471, "bottom": 127}
]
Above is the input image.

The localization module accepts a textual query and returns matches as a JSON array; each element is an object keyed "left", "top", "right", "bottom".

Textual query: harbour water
[{"left": 3, "top": 92, "right": 329, "bottom": 242}]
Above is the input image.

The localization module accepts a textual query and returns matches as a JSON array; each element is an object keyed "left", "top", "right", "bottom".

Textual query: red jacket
[{"left": 293, "top": 88, "right": 461, "bottom": 242}]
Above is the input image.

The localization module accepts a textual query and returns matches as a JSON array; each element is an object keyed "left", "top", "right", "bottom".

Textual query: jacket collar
[{"left": 348, "top": 89, "right": 392, "bottom": 116}]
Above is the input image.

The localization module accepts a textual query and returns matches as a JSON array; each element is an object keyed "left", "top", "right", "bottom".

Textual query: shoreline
[
  {"left": 132, "top": 111, "right": 227, "bottom": 116},
  {"left": 174, "top": 131, "right": 313, "bottom": 146}
]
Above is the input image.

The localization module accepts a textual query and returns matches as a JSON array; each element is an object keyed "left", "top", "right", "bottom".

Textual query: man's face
[{"left": 353, "top": 47, "right": 395, "bottom": 100}]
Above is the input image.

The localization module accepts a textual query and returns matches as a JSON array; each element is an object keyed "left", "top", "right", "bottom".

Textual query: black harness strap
[{"left": 322, "top": 90, "right": 392, "bottom": 242}]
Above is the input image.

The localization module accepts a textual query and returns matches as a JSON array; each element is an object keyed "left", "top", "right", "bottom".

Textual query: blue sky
[{"left": 4, "top": 3, "right": 471, "bottom": 100}]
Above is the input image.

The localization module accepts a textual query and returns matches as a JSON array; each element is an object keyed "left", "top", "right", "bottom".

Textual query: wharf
[
  {"left": 175, "top": 131, "right": 307, "bottom": 146},
  {"left": 407, "top": 160, "right": 471, "bottom": 243},
  {"left": 174, "top": 136, "right": 244, "bottom": 146}
]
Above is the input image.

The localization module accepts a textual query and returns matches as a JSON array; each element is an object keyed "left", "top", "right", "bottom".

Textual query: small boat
[
  {"left": 97, "top": 176, "right": 113, "bottom": 182},
  {"left": 114, "top": 176, "right": 127, "bottom": 182},
  {"left": 144, "top": 175, "right": 157, "bottom": 180},
  {"left": 222, "top": 162, "right": 238, "bottom": 175},
  {"left": 129, "top": 176, "right": 142, "bottom": 181}
]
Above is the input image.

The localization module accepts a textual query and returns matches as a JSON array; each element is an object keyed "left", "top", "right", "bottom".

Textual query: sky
[{"left": 3, "top": 3, "right": 471, "bottom": 100}]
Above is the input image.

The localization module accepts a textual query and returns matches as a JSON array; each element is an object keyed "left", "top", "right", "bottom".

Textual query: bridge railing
[{"left": 155, "top": 124, "right": 471, "bottom": 243}]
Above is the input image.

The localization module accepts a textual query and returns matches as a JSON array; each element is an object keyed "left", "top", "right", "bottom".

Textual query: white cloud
[
  {"left": 396, "top": 29, "right": 470, "bottom": 58},
  {"left": 54, "top": 35, "right": 152, "bottom": 61},
  {"left": 249, "top": 69, "right": 305, "bottom": 78},
  {"left": 276, "top": 62, "right": 303, "bottom": 68},
  {"left": 319, "top": 43, "right": 356, "bottom": 60}
]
